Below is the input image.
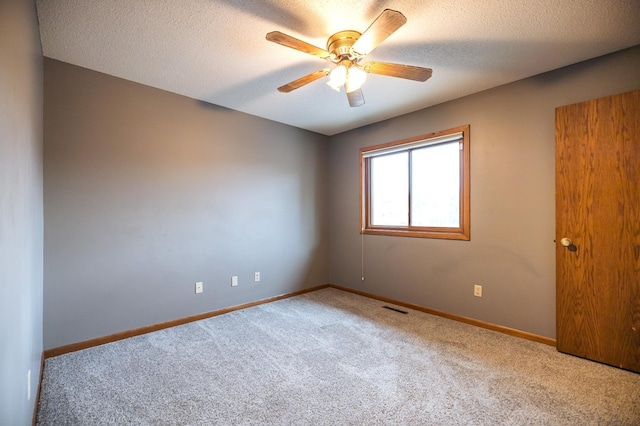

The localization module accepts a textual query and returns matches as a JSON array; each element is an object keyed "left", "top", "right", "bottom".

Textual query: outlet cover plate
[{"left": 474, "top": 284, "right": 482, "bottom": 297}]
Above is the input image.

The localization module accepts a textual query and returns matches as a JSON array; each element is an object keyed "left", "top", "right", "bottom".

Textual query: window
[{"left": 360, "top": 125, "right": 470, "bottom": 240}]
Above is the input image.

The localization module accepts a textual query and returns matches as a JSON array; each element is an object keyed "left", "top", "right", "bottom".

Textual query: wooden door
[{"left": 556, "top": 89, "right": 640, "bottom": 373}]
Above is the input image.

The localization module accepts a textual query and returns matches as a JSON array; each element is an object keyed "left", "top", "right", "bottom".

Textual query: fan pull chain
[{"left": 361, "top": 231, "right": 365, "bottom": 282}]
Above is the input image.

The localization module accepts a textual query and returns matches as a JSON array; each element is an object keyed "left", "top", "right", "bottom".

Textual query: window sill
[{"left": 362, "top": 227, "right": 470, "bottom": 241}]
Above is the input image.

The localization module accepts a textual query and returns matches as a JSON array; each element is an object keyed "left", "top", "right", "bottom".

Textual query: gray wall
[
  {"left": 329, "top": 46, "right": 640, "bottom": 339},
  {"left": 0, "top": 0, "right": 44, "bottom": 424},
  {"left": 42, "top": 44, "right": 640, "bottom": 349},
  {"left": 43, "top": 59, "right": 329, "bottom": 349}
]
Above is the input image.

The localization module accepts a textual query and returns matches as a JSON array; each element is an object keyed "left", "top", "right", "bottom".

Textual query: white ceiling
[{"left": 36, "top": 0, "right": 640, "bottom": 136}]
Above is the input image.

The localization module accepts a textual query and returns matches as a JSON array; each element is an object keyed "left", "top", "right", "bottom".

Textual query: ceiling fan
[{"left": 266, "top": 9, "right": 432, "bottom": 108}]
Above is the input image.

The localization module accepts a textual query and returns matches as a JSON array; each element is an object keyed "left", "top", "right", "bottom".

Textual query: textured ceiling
[{"left": 36, "top": 0, "right": 640, "bottom": 136}]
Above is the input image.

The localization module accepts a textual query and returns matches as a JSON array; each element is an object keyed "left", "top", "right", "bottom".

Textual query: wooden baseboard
[
  {"left": 328, "top": 284, "right": 556, "bottom": 346},
  {"left": 44, "top": 284, "right": 330, "bottom": 358},
  {"left": 32, "top": 352, "right": 44, "bottom": 426},
  {"left": 44, "top": 282, "right": 554, "bottom": 359}
]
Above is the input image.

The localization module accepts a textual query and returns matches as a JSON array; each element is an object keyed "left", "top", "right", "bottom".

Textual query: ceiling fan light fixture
[
  {"left": 326, "top": 80, "right": 341, "bottom": 92},
  {"left": 327, "top": 63, "right": 347, "bottom": 92},
  {"left": 345, "top": 65, "right": 367, "bottom": 93}
]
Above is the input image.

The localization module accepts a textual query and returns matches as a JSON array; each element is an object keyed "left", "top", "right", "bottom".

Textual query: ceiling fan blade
[
  {"left": 277, "top": 69, "right": 330, "bottom": 93},
  {"left": 266, "top": 31, "right": 332, "bottom": 60},
  {"left": 351, "top": 9, "right": 407, "bottom": 56},
  {"left": 347, "top": 89, "right": 365, "bottom": 107},
  {"left": 363, "top": 61, "right": 432, "bottom": 81}
]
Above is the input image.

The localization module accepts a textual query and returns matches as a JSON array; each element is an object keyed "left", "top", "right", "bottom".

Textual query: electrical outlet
[
  {"left": 474, "top": 284, "right": 483, "bottom": 297},
  {"left": 195, "top": 281, "right": 203, "bottom": 294},
  {"left": 231, "top": 276, "right": 238, "bottom": 287},
  {"left": 254, "top": 272, "right": 260, "bottom": 282}
]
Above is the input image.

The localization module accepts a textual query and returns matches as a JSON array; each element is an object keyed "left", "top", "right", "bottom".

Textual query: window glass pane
[
  {"left": 411, "top": 142, "right": 460, "bottom": 227},
  {"left": 371, "top": 152, "right": 408, "bottom": 226}
]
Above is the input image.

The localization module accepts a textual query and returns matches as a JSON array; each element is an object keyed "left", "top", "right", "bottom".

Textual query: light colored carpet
[{"left": 37, "top": 288, "right": 640, "bottom": 425}]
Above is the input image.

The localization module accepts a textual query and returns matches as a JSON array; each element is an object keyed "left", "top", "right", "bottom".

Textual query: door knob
[{"left": 560, "top": 238, "right": 573, "bottom": 247}]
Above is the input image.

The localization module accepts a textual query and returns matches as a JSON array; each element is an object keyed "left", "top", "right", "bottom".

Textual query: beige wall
[
  {"left": 0, "top": 0, "right": 44, "bottom": 423},
  {"left": 329, "top": 46, "right": 640, "bottom": 339},
  {"left": 44, "top": 58, "right": 330, "bottom": 349}
]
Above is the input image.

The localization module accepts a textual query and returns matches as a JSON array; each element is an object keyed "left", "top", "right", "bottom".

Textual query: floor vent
[{"left": 383, "top": 305, "right": 408, "bottom": 314}]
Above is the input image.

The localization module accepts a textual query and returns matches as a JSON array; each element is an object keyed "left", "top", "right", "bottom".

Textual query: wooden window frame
[{"left": 360, "top": 125, "right": 470, "bottom": 240}]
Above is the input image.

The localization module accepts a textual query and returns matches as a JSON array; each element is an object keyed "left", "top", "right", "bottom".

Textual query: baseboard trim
[
  {"left": 44, "top": 284, "right": 330, "bottom": 358},
  {"left": 328, "top": 284, "right": 556, "bottom": 347},
  {"left": 32, "top": 352, "right": 44, "bottom": 426},
  {"left": 44, "top": 282, "right": 554, "bottom": 358}
]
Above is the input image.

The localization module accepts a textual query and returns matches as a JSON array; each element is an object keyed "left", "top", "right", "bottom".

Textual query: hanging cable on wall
[{"left": 361, "top": 231, "right": 365, "bottom": 282}]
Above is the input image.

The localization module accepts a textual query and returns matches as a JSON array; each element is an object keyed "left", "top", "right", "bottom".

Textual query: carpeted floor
[{"left": 37, "top": 288, "right": 640, "bottom": 425}]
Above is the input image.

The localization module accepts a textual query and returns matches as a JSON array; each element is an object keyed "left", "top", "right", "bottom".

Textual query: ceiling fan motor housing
[{"left": 327, "top": 30, "right": 361, "bottom": 60}]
